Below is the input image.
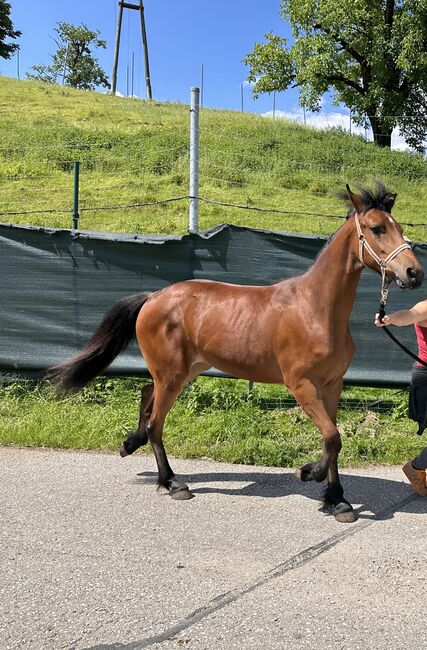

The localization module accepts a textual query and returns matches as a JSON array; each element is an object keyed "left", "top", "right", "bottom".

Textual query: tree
[
  {"left": 0, "top": 0, "right": 21, "bottom": 59},
  {"left": 244, "top": 1, "right": 427, "bottom": 150},
  {"left": 28, "top": 22, "right": 110, "bottom": 90}
]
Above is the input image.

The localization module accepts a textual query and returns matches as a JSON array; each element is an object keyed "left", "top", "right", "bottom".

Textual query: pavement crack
[{"left": 83, "top": 491, "right": 419, "bottom": 650}]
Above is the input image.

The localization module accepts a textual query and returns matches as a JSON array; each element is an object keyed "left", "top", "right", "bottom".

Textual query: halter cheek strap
[{"left": 354, "top": 212, "right": 411, "bottom": 306}]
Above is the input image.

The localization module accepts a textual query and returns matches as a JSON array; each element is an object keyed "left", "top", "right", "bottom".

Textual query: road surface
[{"left": 1, "top": 448, "right": 426, "bottom": 649}]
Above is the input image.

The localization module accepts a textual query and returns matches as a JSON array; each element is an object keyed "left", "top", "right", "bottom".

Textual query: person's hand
[{"left": 375, "top": 313, "right": 391, "bottom": 327}]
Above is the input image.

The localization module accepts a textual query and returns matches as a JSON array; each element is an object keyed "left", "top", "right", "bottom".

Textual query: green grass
[
  {"left": 1, "top": 76, "right": 427, "bottom": 239},
  {"left": 1, "top": 76, "right": 426, "bottom": 466},
  {"left": 1, "top": 378, "right": 425, "bottom": 467}
]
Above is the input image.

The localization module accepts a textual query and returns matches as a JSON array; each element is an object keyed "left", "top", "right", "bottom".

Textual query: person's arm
[{"left": 375, "top": 300, "right": 427, "bottom": 328}]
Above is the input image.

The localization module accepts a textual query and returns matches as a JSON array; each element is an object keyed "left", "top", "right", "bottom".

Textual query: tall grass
[{"left": 1, "top": 378, "right": 425, "bottom": 467}]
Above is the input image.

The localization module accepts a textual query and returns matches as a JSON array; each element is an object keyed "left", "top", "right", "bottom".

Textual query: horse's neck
[{"left": 302, "top": 220, "right": 362, "bottom": 325}]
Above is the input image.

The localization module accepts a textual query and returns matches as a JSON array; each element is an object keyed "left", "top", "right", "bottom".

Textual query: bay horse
[{"left": 51, "top": 183, "right": 423, "bottom": 523}]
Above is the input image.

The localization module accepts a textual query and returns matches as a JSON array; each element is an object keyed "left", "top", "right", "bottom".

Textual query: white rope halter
[{"left": 354, "top": 212, "right": 412, "bottom": 305}]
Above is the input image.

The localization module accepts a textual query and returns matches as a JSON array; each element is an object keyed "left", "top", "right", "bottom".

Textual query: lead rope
[{"left": 354, "top": 214, "right": 427, "bottom": 370}]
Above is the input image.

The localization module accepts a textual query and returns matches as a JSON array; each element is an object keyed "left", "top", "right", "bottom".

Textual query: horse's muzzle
[{"left": 396, "top": 266, "right": 424, "bottom": 289}]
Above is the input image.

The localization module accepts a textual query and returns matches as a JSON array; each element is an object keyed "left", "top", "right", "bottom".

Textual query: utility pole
[
  {"left": 200, "top": 64, "right": 204, "bottom": 108},
  {"left": 62, "top": 41, "right": 70, "bottom": 85},
  {"left": 138, "top": 0, "right": 152, "bottom": 100},
  {"left": 131, "top": 51, "right": 135, "bottom": 97},
  {"left": 111, "top": 0, "right": 152, "bottom": 99}
]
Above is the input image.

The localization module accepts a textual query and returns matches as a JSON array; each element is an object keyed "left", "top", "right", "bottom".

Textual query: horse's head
[{"left": 346, "top": 182, "right": 424, "bottom": 289}]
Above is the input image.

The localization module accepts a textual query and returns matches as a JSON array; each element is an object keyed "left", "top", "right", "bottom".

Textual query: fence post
[
  {"left": 72, "top": 161, "right": 80, "bottom": 230},
  {"left": 189, "top": 86, "right": 200, "bottom": 233}
]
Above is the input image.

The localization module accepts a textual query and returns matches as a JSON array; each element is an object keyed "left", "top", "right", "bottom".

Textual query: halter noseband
[{"left": 354, "top": 212, "right": 411, "bottom": 305}]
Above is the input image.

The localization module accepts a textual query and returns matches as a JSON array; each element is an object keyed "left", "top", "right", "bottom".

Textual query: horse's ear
[
  {"left": 345, "top": 184, "right": 365, "bottom": 213},
  {"left": 384, "top": 193, "right": 397, "bottom": 213}
]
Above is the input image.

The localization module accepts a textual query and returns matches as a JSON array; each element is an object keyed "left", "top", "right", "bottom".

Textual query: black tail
[{"left": 49, "top": 292, "right": 152, "bottom": 394}]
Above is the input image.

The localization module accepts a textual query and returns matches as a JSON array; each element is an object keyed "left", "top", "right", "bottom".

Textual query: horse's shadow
[{"left": 135, "top": 468, "right": 427, "bottom": 520}]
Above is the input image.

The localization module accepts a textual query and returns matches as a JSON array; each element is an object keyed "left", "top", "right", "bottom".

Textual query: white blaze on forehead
[{"left": 387, "top": 216, "right": 395, "bottom": 224}]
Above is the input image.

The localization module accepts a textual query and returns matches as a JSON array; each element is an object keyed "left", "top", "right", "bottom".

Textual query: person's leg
[
  {"left": 402, "top": 447, "right": 427, "bottom": 496},
  {"left": 412, "top": 446, "right": 427, "bottom": 470}
]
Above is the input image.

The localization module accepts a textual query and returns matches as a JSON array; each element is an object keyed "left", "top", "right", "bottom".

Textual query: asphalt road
[{"left": 1, "top": 448, "right": 426, "bottom": 650}]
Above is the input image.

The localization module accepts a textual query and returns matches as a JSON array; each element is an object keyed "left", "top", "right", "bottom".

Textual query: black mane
[{"left": 341, "top": 181, "right": 396, "bottom": 217}]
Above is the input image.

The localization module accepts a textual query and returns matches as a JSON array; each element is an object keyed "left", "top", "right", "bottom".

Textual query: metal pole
[
  {"left": 112, "top": 1, "right": 124, "bottom": 94},
  {"left": 138, "top": 0, "right": 152, "bottom": 99},
  {"left": 131, "top": 51, "right": 135, "bottom": 97},
  {"left": 189, "top": 87, "right": 200, "bottom": 234},
  {"left": 200, "top": 64, "right": 204, "bottom": 108},
  {"left": 62, "top": 41, "right": 69, "bottom": 85},
  {"left": 247, "top": 381, "right": 254, "bottom": 397},
  {"left": 72, "top": 161, "right": 80, "bottom": 229}
]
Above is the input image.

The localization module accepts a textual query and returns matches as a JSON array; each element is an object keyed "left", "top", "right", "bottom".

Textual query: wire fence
[
  {"left": 2, "top": 191, "right": 427, "bottom": 231},
  {"left": 1, "top": 98, "right": 427, "bottom": 236}
]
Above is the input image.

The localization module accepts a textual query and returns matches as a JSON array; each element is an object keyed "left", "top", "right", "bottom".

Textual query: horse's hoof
[
  {"left": 295, "top": 465, "right": 317, "bottom": 482},
  {"left": 119, "top": 444, "right": 129, "bottom": 458},
  {"left": 333, "top": 502, "right": 357, "bottom": 523},
  {"left": 170, "top": 485, "right": 195, "bottom": 501}
]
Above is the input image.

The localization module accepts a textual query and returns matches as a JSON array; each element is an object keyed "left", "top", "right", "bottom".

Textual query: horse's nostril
[{"left": 406, "top": 266, "right": 423, "bottom": 287}]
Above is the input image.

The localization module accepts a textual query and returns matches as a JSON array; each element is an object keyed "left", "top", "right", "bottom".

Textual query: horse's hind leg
[
  {"left": 146, "top": 375, "right": 194, "bottom": 500},
  {"left": 120, "top": 384, "right": 154, "bottom": 457},
  {"left": 120, "top": 378, "right": 193, "bottom": 498}
]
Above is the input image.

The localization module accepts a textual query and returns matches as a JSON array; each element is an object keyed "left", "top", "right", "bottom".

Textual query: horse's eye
[{"left": 371, "top": 226, "right": 382, "bottom": 236}]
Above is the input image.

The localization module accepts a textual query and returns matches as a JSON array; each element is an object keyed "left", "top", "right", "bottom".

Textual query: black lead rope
[{"left": 378, "top": 301, "right": 427, "bottom": 369}]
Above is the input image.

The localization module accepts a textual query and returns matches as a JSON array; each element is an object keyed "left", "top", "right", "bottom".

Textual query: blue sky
[{"left": 1, "top": 0, "right": 303, "bottom": 113}]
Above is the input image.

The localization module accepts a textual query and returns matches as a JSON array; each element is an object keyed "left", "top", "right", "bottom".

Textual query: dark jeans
[{"left": 409, "top": 364, "right": 427, "bottom": 470}]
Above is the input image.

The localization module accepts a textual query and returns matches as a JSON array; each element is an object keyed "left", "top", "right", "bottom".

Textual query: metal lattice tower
[{"left": 111, "top": 0, "right": 152, "bottom": 99}]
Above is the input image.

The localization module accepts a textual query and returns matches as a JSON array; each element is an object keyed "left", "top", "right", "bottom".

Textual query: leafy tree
[
  {"left": 28, "top": 22, "right": 110, "bottom": 90},
  {"left": 0, "top": 0, "right": 21, "bottom": 59},
  {"left": 244, "top": 1, "right": 427, "bottom": 150}
]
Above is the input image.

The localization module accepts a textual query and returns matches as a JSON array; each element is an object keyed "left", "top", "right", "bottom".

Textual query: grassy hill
[{"left": 1, "top": 76, "right": 427, "bottom": 239}]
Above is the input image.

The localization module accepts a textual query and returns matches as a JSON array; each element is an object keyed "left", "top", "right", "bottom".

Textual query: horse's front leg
[
  {"left": 321, "top": 379, "right": 356, "bottom": 523},
  {"left": 289, "top": 377, "right": 356, "bottom": 523}
]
